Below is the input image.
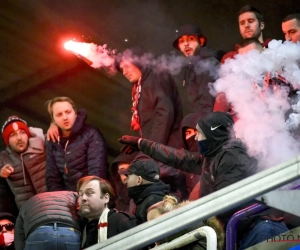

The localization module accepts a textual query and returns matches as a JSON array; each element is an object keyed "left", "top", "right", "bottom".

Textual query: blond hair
[
  {"left": 147, "top": 195, "right": 178, "bottom": 215},
  {"left": 45, "top": 96, "right": 76, "bottom": 118}
]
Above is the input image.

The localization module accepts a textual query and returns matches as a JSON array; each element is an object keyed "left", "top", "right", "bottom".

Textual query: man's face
[
  {"left": 282, "top": 19, "right": 300, "bottom": 42},
  {"left": 239, "top": 12, "right": 263, "bottom": 39},
  {"left": 78, "top": 180, "right": 109, "bottom": 221},
  {"left": 195, "top": 124, "right": 206, "bottom": 141},
  {"left": 8, "top": 129, "right": 29, "bottom": 153},
  {"left": 238, "top": 43, "right": 263, "bottom": 54},
  {"left": 185, "top": 128, "right": 198, "bottom": 140},
  {"left": 125, "top": 173, "right": 140, "bottom": 188},
  {"left": 52, "top": 101, "right": 77, "bottom": 134},
  {"left": 0, "top": 219, "right": 14, "bottom": 234},
  {"left": 178, "top": 35, "right": 201, "bottom": 57},
  {"left": 119, "top": 61, "right": 142, "bottom": 83},
  {"left": 118, "top": 163, "right": 130, "bottom": 184}
]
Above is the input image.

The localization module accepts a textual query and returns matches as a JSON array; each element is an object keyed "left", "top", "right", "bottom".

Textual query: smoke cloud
[{"left": 214, "top": 40, "right": 300, "bottom": 170}]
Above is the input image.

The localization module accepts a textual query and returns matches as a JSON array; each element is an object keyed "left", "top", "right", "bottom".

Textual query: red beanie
[{"left": 2, "top": 116, "right": 31, "bottom": 145}]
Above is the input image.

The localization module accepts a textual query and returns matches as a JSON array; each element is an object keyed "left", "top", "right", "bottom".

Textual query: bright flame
[{"left": 64, "top": 40, "right": 91, "bottom": 57}]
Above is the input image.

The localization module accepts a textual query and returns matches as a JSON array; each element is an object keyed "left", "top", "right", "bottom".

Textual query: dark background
[{"left": 0, "top": 0, "right": 299, "bottom": 163}]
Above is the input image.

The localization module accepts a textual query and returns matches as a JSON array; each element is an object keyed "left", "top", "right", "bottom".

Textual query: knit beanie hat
[{"left": 2, "top": 116, "right": 31, "bottom": 145}]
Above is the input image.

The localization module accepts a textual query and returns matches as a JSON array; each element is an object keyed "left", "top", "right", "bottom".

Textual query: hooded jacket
[
  {"left": 0, "top": 127, "right": 47, "bottom": 209},
  {"left": 138, "top": 112, "right": 257, "bottom": 223},
  {"left": 135, "top": 66, "right": 183, "bottom": 148},
  {"left": 180, "top": 113, "right": 204, "bottom": 200},
  {"left": 14, "top": 191, "right": 81, "bottom": 250},
  {"left": 110, "top": 152, "right": 138, "bottom": 213},
  {"left": 46, "top": 109, "right": 107, "bottom": 191},
  {"left": 182, "top": 47, "right": 219, "bottom": 115}
]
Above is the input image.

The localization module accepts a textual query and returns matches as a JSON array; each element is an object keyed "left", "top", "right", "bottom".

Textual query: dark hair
[
  {"left": 282, "top": 13, "right": 300, "bottom": 25},
  {"left": 77, "top": 176, "right": 116, "bottom": 209},
  {"left": 237, "top": 5, "right": 264, "bottom": 24},
  {"left": 239, "top": 38, "right": 262, "bottom": 48}
]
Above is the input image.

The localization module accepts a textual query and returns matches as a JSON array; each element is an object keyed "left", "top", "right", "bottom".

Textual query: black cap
[
  {"left": 119, "top": 158, "right": 160, "bottom": 182},
  {"left": 173, "top": 24, "right": 207, "bottom": 50},
  {"left": 0, "top": 212, "right": 16, "bottom": 224}
]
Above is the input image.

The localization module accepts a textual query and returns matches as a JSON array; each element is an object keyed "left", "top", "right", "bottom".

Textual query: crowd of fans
[{"left": 1, "top": 5, "right": 300, "bottom": 250}]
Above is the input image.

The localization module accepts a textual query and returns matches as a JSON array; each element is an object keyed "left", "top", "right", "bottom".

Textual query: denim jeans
[
  {"left": 24, "top": 223, "right": 81, "bottom": 250},
  {"left": 239, "top": 220, "right": 289, "bottom": 250}
]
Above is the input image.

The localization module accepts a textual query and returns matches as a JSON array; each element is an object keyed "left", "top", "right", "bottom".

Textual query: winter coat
[
  {"left": 46, "top": 109, "right": 108, "bottom": 191},
  {"left": 182, "top": 47, "right": 219, "bottom": 115},
  {"left": 180, "top": 113, "right": 205, "bottom": 200},
  {"left": 82, "top": 209, "right": 137, "bottom": 248},
  {"left": 221, "top": 38, "right": 272, "bottom": 64},
  {"left": 14, "top": 191, "right": 81, "bottom": 250},
  {"left": 110, "top": 152, "right": 138, "bottom": 213},
  {"left": 139, "top": 112, "right": 257, "bottom": 223},
  {"left": 137, "top": 67, "right": 183, "bottom": 148},
  {"left": 0, "top": 128, "right": 47, "bottom": 209},
  {"left": 133, "top": 66, "right": 188, "bottom": 200},
  {"left": 131, "top": 181, "right": 169, "bottom": 225}
]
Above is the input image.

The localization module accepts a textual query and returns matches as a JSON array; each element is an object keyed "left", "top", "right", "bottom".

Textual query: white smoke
[
  {"left": 214, "top": 40, "right": 300, "bottom": 170},
  {"left": 77, "top": 42, "right": 219, "bottom": 78}
]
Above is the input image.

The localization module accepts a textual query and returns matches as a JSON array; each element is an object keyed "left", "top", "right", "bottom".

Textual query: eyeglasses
[{"left": 0, "top": 223, "right": 14, "bottom": 231}]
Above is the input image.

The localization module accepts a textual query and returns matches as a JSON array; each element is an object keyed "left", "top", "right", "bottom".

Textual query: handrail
[
  {"left": 85, "top": 156, "right": 300, "bottom": 250},
  {"left": 226, "top": 183, "right": 300, "bottom": 250},
  {"left": 150, "top": 226, "right": 217, "bottom": 250},
  {"left": 226, "top": 203, "right": 268, "bottom": 250}
]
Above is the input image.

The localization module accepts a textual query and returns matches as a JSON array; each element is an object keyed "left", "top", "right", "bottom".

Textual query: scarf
[
  {"left": 131, "top": 78, "right": 142, "bottom": 131},
  {"left": 81, "top": 207, "right": 110, "bottom": 248}
]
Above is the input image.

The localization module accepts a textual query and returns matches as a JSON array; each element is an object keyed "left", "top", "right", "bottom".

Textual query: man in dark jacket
[
  {"left": 119, "top": 112, "right": 257, "bottom": 219},
  {"left": 221, "top": 5, "right": 271, "bottom": 63},
  {"left": 119, "top": 158, "right": 170, "bottom": 225},
  {"left": 0, "top": 116, "right": 47, "bottom": 210},
  {"left": 77, "top": 175, "right": 137, "bottom": 248},
  {"left": 172, "top": 24, "right": 221, "bottom": 115},
  {"left": 14, "top": 191, "right": 82, "bottom": 250},
  {"left": 180, "top": 113, "right": 204, "bottom": 200},
  {"left": 0, "top": 213, "right": 15, "bottom": 250},
  {"left": 45, "top": 96, "right": 108, "bottom": 191},
  {"left": 118, "top": 48, "right": 183, "bottom": 149}
]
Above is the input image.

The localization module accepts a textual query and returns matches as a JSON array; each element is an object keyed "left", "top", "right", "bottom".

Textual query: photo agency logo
[{"left": 261, "top": 234, "right": 300, "bottom": 243}]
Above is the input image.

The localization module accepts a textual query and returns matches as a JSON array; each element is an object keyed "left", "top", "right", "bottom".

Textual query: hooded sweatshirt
[{"left": 138, "top": 112, "right": 258, "bottom": 224}]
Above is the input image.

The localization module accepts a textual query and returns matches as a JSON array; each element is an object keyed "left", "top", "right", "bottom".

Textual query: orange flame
[{"left": 64, "top": 40, "right": 93, "bottom": 66}]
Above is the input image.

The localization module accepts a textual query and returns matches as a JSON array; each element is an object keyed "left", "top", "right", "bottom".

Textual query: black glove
[{"left": 118, "top": 135, "right": 141, "bottom": 154}]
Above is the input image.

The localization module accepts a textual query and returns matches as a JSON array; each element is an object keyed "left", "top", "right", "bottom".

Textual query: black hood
[
  {"left": 180, "top": 112, "right": 206, "bottom": 150},
  {"left": 110, "top": 152, "right": 138, "bottom": 177},
  {"left": 197, "top": 112, "right": 234, "bottom": 157}
]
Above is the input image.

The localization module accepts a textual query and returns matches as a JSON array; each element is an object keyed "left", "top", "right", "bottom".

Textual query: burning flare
[{"left": 64, "top": 40, "right": 93, "bottom": 66}]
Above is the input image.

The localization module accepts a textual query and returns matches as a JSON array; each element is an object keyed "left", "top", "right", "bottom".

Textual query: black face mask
[
  {"left": 127, "top": 184, "right": 152, "bottom": 203},
  {"left": 185, "top": 134, "right": 199, "bottom": 152},
  {"left": 197, "top": 139, "right": 210, "bottom": 156}
]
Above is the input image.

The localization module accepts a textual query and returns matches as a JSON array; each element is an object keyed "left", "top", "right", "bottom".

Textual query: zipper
[{"left": 64, "top": 140, "right": 69, "bottom": 175}]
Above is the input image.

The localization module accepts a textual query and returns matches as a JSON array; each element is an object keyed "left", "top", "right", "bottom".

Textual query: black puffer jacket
[
  {"left": 14, "top": 191, "right": 81, "bottom": 250},
  {"left": 139, "top": 112, "right": 257, "bottom": 199},
  {"left": 182, "top": 47, "right": 219, "bottom": 115},
  {"left": 46, "top": 109, "right": 108, "bottom": 191},
  {"left": 0, "top": 128, "right": 47, "bottom": 209},
  {"left": 136, "top": 66, "right": 183, "bottom": 148}
]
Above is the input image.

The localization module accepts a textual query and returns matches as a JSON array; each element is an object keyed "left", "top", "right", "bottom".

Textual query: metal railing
[
  {"left": 150, "top": 226, "right": 217, "bottom": 250},
  {"left": 85, "top": 156, "right": 300, "bottom": 250}
]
